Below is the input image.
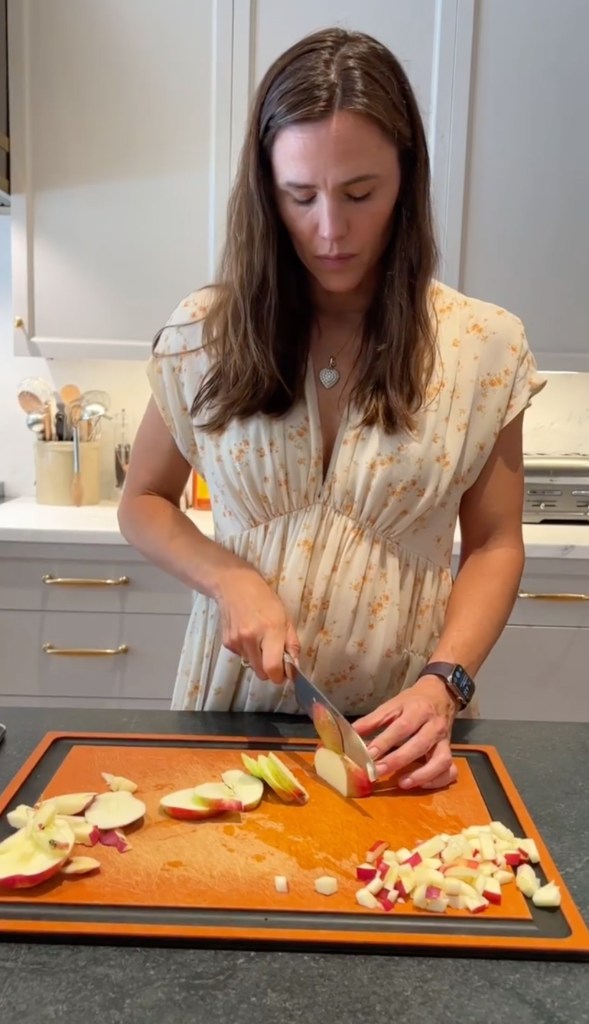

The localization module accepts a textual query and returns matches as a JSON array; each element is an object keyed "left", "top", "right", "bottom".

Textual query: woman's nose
[{"left": 317, "top": 198, "right": 348, "bottom": 242}]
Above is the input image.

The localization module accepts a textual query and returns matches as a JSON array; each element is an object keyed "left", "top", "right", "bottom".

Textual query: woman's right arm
[{"left": 117, "top": 398, "right": 299, "bottom": 680}]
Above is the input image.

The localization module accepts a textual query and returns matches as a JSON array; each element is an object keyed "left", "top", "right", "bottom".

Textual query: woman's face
[{"left": 272, "top": 110, "right": 401, "bottom": 299}]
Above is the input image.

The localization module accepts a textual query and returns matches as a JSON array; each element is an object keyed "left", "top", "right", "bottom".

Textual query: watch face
[{"left": 451, "top": 665, "right": 474, "bottom": 702}]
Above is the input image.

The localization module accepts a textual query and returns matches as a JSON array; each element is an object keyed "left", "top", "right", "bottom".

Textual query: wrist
[{"left": 412, "top": 674, "right": 460, "bottom": 715}]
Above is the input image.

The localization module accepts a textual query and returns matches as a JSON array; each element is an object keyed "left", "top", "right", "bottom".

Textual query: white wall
[{"left": 0, "top": 213, "right": 151, "bottom": 499}]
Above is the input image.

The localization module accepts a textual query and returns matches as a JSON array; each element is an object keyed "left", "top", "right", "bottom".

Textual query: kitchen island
[{"left": 0, "top": 708, "right": 587, "bottom": 1024}]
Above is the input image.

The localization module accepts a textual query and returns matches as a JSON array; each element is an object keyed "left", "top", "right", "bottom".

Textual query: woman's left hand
[{"left": 353, "top": 676, "right": 460, "bottom": 790}]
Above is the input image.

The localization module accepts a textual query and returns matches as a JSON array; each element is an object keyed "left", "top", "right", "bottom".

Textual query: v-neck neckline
[{"left": 305, "top": 357, "right": 348, "bottom": 490}]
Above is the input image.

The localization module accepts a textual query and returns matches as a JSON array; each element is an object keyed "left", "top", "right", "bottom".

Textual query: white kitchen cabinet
[
  {"left": 0, "top": 540, "right": 192, "bottom": 708},
  {"left": 8, "top": 0, "right": 474, "bottom": 359},
  {"left": 8, "top": 0, "right": 233, "bottom": 359},
  {"left": 475, "top": 558, "right": 589, "bottom": 721}
]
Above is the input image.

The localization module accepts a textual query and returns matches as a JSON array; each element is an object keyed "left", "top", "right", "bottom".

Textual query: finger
[
  {"left": 241, "top": 638, "right": 267, "bottom": 680},
  {"left": 261, "top": 629, "right": 288, "bottom": 684},
  {"left": 397, "top": 741, "right": 456, "bottom": 790},
  {"left": 366, "top": 703, "right": 432, "bottom": 763},
  {"left": 283, "top": 624, "right": 301, "bottom": 680},
  {"left": 353, "top": 700, "right": 403, "bottom": 737},
  {"left": 373, "top": 719, "right": 443, "bottom": 778}
]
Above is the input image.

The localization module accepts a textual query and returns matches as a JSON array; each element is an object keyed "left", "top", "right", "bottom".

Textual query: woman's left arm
[{"left": 354, "top": 410, "right": 526, "bottom": 789}]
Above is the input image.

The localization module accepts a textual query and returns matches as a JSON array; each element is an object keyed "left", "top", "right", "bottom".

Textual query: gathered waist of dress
[{"left": 213, "top": 500, "right": 454, "bottom": 573}]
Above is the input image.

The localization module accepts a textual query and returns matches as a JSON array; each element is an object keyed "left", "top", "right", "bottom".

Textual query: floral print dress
[{"left": 146, "top": 281, "right": 545, "bottom": 716}]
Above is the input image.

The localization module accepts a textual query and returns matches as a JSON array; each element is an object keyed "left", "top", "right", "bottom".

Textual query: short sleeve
[
  {"left": 145, "top": 289, "right": 214, "bottom": 471},
  {"left": 502, "top": 315, "right": 547, "bottom": 429}
]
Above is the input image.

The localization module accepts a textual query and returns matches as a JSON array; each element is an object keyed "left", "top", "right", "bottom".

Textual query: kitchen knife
[{"left": 284, "top": 655, "right": 377, "bottom": 782}]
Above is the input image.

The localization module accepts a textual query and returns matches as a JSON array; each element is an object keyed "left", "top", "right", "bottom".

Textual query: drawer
[
  {"left": 510, "top": 565, "right": 589, "bottom": 627},
  {"left": 0, "top": 610, "right": 189, "bottom": 701},
  {"left": 0, "top": 553, "right": 193, "bottom": 614}
]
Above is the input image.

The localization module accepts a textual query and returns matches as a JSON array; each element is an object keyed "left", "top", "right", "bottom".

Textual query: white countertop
[{"left": 0, "top": 496, "right": 588, "bottom": 558}]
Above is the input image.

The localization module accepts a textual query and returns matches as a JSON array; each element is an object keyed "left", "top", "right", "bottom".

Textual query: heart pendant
[{"left": 318, "top": 366, "right": 340, "bottom": 389}]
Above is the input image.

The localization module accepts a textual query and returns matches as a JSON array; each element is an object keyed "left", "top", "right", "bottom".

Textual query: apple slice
[
  {"left": 257, "top": 754, "right": 309, "bottom": 805},
  {"left": 101, "top": 772, "right": 138, "bottom": 794},
  {"left": 61, "top": 856, "right": 101, "bottom": 876},
  {"left": 313, "top": 746, "right": 373, "bottom": 798},
  {"left": 221, "top": 770, "right": 264, "bottom": 810},
  {"left": 6, "top": 804, "right": 34, "bottom": 829},
  {"left": 515, "top": 863, "right": 541, "bottom": 898},
  {"left": 45, "top": 793, "right": 97, "bottom": 816},
  {"left": 240, "top": 753, "right": 265, "bottom": 779},
  {"left": 84, "top": 791, "right": 146, "bottom": 830},
  {"left": 311, "top": 703, "right": 344, "bottom": 755},
  {"left": 0, "top": 803, "right": 75, "bottom": 889},
  {"left": 160, "top": 785, "right": 241, "bottom": 820}
]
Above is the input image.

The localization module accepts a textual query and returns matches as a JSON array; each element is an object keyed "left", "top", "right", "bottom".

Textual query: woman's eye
[
  {"left": 292, "top": 195, "right": 316, "bottom": 206},
  {"left": 348, "top": 192, "right": 371, "bottom": 203}
]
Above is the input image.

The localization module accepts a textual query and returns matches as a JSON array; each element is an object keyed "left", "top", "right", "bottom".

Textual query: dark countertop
[{"left": 0, "top": 708, "right": 587, "bottom": 1024}]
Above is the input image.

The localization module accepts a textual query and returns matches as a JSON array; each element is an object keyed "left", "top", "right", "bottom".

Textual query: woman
[{"left": 118, "top": 28, "right": 545, "bottom": 791}]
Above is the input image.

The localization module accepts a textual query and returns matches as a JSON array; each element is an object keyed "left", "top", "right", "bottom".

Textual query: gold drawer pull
[
  {"left": 41, "top": 574, "right": 130, "bottom": 587},
  {"left": 42, "top": 643, "right": 129, "bottom": 657},
  {"left": 518, "top": 592, "right": 589, "bottom": 602}
]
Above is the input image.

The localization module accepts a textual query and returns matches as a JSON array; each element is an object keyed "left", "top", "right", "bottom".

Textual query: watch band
[{"left": 416, "top": 661, "right": 475, "bottom": 709}]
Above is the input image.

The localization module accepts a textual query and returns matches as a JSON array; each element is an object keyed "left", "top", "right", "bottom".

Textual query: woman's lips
[{"left": 316, "top": 254, "right": 356, "bottom": 267}]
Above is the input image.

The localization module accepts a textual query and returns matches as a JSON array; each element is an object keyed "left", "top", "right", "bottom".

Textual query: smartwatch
[{"left": 416, "top": 662, "right": 476, "bottom": 709}]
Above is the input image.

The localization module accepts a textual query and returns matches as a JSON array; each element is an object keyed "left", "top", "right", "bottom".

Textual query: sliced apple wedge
[
  {"left": 61, "top": 856, "right": 101, "bottom": 876},
  {"left": 84, "top": 791, "right": 146, "bottom": 830},
  {"left": 160, "top": 785, "right": 242, "bottom": 820},
  {"left": 221, "top": 770, "right": 264, "bottom": 810},
  {"left": 313, "top": 745, "right": 373, "bottom": 798},
  {"left": 240, "top": 753, "right": 265, "bottom": 779},
  {"left": 311, "top": 703, "right": 344, "bottom": 755},
  {"left": 255, "top": 754, "right": 309, "bottom": 805},
  {"left": 101, "top": 772, "right": 138, "bottom": 794},
  {"left": 45, "top": 793, "right": 97, "bottom": 816}
]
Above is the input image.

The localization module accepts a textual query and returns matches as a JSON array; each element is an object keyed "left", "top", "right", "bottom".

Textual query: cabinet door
[
  {"left": 0, "top": 609, "right": 188, "bottom": 704},
  {"left": 231, "top": 0, "right": 475, "bottom": 287},
  {"left": 477, "top": 625, "right": 589, "bottom": 722},
  {"left": 9, "top": 0, "right": 232, "bottom": 359}
]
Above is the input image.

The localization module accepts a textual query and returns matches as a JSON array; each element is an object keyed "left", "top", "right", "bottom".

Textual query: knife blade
[{"left": 285, "top": 656, "right": 377, "bottom": 782}]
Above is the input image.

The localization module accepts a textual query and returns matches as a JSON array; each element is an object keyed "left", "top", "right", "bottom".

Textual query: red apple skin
[
  {"left": 0, "top": 856, "right": 69, "bottom": 889},
  {"left": 161, "top": 804, "right": 227, "bottom": 821}
]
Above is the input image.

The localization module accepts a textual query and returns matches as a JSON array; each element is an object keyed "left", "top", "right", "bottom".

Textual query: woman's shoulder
[
  {"left": 151, "top": 285, "right": 217, "bottom": 359},
  {"left": 430, "top": 279, "right": 527, "bottom": 348}
]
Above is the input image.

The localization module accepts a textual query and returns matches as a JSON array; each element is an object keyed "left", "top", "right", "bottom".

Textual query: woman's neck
[{"left": 310, "top": 274, "right": 375, "bottom": 328}]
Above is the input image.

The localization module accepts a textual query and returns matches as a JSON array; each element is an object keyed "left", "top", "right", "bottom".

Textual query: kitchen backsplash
[{"left": 1, "top": 215, "right": 587, "bottom": 500}]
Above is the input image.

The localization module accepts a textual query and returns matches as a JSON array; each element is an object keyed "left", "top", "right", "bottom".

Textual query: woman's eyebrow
[{"left": 283, "top": 173, "right": 380, "bottom": 189}]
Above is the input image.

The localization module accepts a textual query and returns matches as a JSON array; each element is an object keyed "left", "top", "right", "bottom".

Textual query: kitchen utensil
[
  {"left": 284, "top": 654, "right": 377, "bottom": 781},
  {"left": 17, "top": 376, "right": 53, "bottom": 405},
  {"left": 0, "top": 723, "right": 5, "bottom": 744},
  {"left": 17, "top": 390, "right": 44, "bottom": 415},
  {"left": 70, "top": 405, "right": 83, "bottom": 507},
  {"left": 59, "top": 383, "right": 81, "bottom": 407},
  {"left": 25, "top": 411, "right": 47, "bottom": 438}
]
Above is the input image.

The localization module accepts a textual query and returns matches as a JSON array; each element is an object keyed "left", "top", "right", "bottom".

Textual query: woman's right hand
[{"left": 215, "top": 567, "right": 300, "bottom": 683}]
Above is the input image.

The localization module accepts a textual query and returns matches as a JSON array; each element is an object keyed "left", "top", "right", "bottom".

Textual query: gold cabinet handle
[
  {"left": 41, "top": 574, "right": 130, "bottom": 587},
  {"left": 42, "top": 643, "right": 129, "bottom": 657},
  {"left": 518, "top": 592, "right": 589, "bottom": 602}
]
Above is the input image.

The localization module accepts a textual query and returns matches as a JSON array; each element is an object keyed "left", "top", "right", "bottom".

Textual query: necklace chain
[{"left": 317, "top": 324, "right": 361, "bottom": 390}]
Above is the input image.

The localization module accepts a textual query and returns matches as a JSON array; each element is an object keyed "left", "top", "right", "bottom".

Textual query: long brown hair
[{"left": 191, "top": 28, "right": 438, "bottom": 434}]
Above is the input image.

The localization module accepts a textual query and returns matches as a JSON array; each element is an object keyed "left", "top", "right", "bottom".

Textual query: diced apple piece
[
  {"left": 504, "top": 851, "right": 525, "bottom": 868},
  {"left": 221, "top": 770, "right": 264, "bottom": 810},
  {"left": 395, "top": 847, "right": 413, "bottom": 863},
  {"left": 490, "top": 821, "right": 515, "bottom": 842},
  {"left": 481, "top": 875, "right": 502, "bottom": 905},
  {"left": 478, "top": 862, "right": 497, "bottom": 877},
  {"left": 366, "top": 875, "right": 385, "bottom": 896},
  {"left": 366, "top": 840, "right": 389, "bottom": 864},
  {"left": 100, "top": 772, "right": 138, "bottom": 794},
  {"left": 314, "top": 875, "right": 338, "bottom": 896},
  {"left": 259, "top": 754, "right": 309, "bottom": 805},
  {"left": 69, "top": 819, "right": 101, "bottom": 847},
  {"left": 356, "top": 863, "right": 378, "bottom": 883},
  {"left": 465, "top": 895, "right": 489, "bottom": 913},
  {"left": 415, "top": 835, "right": 447, "bottom": 860},
  {"left": 61, "top": 856, "right": 101, "bottom": 876},
  {"left": 376, "top": 891, "right": 397, "bottom": 912},
  {"left": 85, "top": 791, "right": 146, "bottom": 830},
  {"left": 313, "top": 746, "right": 373, "bottom": 799},
  {"left": 401, "top": 851, "right": 423, "bottom": 868},
  {"left": 516, "top": 864, "right": 541, "bottom": 898},
  {"left": 381, "top": 850, "right": 398, "bottom": 866},
  {"left": 448, "top": 894, "right": 469, "bottom": 910},
  {"left": 274, "top": 875, "right": 289, "bottom": 893},
  {"left": 421, "top": 857, "right": 443, "bottom": 869},
  {"left": 532, "top": 881, "right": 561, "bottom": 908},
  {"left": 382, "top": 864, "right": 399, "bottom": 888},
  {"left": 494, "top": 869, "right": 514, "bottom": 886},
  {"left": 518, "top": 838, "right": 541, "bottom": 864},
  {"left": 478, "top": 833, "right": 497, "bottom": 862},
  {"left": 356, "top": 887, "right": 379, "bottom": 909},
  {"left": 441, "top": 841, "right": 464, "bottom": 865},
  {"left": 443, "top": 878, "right": 464, "bottom": 897}
]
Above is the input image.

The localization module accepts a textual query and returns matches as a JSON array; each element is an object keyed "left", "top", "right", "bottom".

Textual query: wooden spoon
[
  {"left": 60, "top": 383, "right": 82, "bottom": 407},
  {"left": 17, "top": 390, "right": 44, "bottom": 415}
]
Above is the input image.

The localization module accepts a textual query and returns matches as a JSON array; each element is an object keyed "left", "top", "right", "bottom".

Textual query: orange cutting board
[{"left": 0, "top": 732, "right": 587, "bottom": 959}]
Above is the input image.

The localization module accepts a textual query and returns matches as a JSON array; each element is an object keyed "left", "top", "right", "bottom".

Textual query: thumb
[{"left": 284, "top": 623, "right": 301, "bottom": 679}]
